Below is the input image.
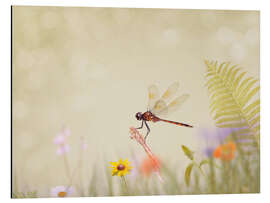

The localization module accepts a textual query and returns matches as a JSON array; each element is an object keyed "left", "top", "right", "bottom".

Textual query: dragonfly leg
[
  {"left": 144, "top": 121, "right": 150, "bottom": 140},
  {"left": 136, "top": 121, "right": 144, "bottom": 129}
]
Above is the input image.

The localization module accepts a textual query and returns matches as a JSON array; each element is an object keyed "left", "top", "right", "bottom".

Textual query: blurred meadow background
[{"left": 12, "top": 6, "right": 259, "bottom": 197}]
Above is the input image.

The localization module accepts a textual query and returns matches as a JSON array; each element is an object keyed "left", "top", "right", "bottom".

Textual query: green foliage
[
  {"left": 13, "top": 154, "right": 260, "bottom": 196},
  {"left": 182, "top": 145, "right": 212, "bottom": 187},
  {"left": 184, "top": 163, "right": 194, "bottom": 186},
  {"left": 204, "top": 60, "right": 260, "bottom": 148},
  {"left": 199, "top": 159, "right": 210, "bottom": 168},
  {"left": 181, "top": 145, "right": 194, "bottom": 160},
  {"left": 12, "top": 191, "right": 37, "bottom": 198}
]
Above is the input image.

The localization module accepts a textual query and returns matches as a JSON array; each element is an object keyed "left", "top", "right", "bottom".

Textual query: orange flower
[
  {"left": 213, "top": 141, "right": 236, "bottom": 161},
  {"left": 140, "top": 156, "right": 160, "bottom": 176}
]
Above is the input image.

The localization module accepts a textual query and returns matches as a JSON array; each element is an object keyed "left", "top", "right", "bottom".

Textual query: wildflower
[
  {"left": 54, "top": 127, "right": 71, "bottom": 144},
  {"left": 129, "top": 127, "right": 163, "bottom": 181},
  {"left": 213, "top": 141, "right": 236, "bottom": 161},
  {"left": 56, "top": 144, "right": 70, "bottom": 155},
  {"left": 54, "top": 127, "right": 71, "bottom": 155},
  {"left": 50, "top": 186, "right": 74, "bottom": 197},
  {"left": 198, "top": 127, "right": 238, "bottom": 158},
  {"left": 110, "top": 159, "right": 132, "bottom": 177},
  {"left": 140, "top": 155, "right": 160, "bottom": 176},
  {"left": 199, "top": 128, "right": 233, "bottom": 145},
  {"left": 204, "top": 147, "right": 215, "bottom": 158},
  {"left": 53, "top": 134, "right": 66, "bottom": 145}
]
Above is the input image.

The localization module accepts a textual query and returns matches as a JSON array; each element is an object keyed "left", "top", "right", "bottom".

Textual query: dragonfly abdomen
[{"left": 159, "top": 118, "right": 193, "bottom": 128}]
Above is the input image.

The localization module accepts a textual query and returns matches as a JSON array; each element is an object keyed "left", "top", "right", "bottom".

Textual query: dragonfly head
[{"left": 135, "top": 112, "right": 143, "bottom": 120}]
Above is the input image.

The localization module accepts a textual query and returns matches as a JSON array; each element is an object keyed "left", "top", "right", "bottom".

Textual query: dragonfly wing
[
  {"left": 147, "top": 84, "right": 160, "bottom": 110},
  {"left": 151, "top": 99, "right": 168, "bottom": 115},
  {"left": 167, "top": 94, "right": 190, "bottom": 115},
  {"left": 161, "top": 81, "right": 180, "bottom": 102}
]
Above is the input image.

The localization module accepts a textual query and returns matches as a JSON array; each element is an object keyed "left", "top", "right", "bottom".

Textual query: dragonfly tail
[{"left": 159, "top": 119, "right": 193, "bottom": 128}]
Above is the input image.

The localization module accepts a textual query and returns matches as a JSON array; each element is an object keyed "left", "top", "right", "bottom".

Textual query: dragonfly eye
[{"left": 135, "top": 112, "right": 142, "bottom": 120}]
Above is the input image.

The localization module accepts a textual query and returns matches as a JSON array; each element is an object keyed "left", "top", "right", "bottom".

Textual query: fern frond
[{"left": 205, "top": 60, "right": 260, "bottom": 148}]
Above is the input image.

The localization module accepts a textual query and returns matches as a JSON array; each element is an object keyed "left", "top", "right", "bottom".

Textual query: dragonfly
[{"left": 135, "top": 81, "right": 193, "bottom": 140}]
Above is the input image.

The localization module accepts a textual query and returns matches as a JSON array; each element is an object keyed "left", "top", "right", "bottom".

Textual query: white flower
[{"left": 50, "top": 186, "right": 74, "bottom": 197}]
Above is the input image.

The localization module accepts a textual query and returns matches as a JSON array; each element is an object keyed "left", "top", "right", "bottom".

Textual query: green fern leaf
[
  {"left": 235, "top": 77, "right": 253, "bottom": 96},
  {"left": 205, "top": 60, "right": 260, "bottom": 148},
  {"left": 237, "top": 79, "right": 258, "bottom": 99},
  {"left": 232, "top": 71, "right": 247, "bottom": 89},
  {"left": 247, "top": 106, "right": 260, "bottom": 121},
  {"left": 214, "top": 110, "right": 241, "bottom": 120},
  {"left": 243, "top": 99, "right": 260, "bottom": 114},
  {"left": 240, "top": 86, "right": 260, "bottom": 107}
]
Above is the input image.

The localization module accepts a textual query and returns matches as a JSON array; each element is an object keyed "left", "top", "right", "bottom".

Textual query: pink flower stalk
[{"left": 129, "top": 127, "right": 162, "bottom": 181}]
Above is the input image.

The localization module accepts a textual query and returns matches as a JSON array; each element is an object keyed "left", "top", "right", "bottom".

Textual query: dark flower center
[{"left": 117, "top": 164, "right": 125, "bottom": 171}]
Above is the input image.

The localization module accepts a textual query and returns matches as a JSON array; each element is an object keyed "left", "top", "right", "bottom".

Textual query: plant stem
[
  {"left": 63, "top": 154, "right": 71, "bottom": 180},
  {"left": 121, "top": 176, "right": 129, "bottom": 195}
]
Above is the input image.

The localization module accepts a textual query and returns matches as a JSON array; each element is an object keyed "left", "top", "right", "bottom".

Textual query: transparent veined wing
[
  {"left": 150, "top": 99, "right": 168, "bottom": 115},
  {"left": 166, "top": 94, "right": 190, "bottom": 115},
  {"left": 161, "top": 81, "right": 180, "bottom": 102},
  {"left": 147, "top": 84, "right": 160, "bottom": 110}
]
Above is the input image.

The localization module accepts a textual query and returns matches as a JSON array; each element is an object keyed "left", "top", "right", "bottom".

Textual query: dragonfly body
[
  {"left": 136, "top": 111, "right": 193, "bottom": 140},
  {"left": 135, "top": 82, "right": 193, "bottom": 140},
  {"left": 141, "top": 111, "right": 159, "bottom": 122}
]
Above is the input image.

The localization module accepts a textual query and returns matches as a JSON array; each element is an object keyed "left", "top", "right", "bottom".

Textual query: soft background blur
[{"left": 12, "top": 6, "right": 259, "bottom": 196}]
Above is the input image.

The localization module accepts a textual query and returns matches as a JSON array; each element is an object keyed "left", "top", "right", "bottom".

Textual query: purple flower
[
  {"left": 204, "top": 147, "right": 215, "bottom": 157},
  {"left": 198, "top": 127, "right": 237, "bottom": 157},
  {"left": 199, "top": 128, "right": 233, "bottom": 144}
]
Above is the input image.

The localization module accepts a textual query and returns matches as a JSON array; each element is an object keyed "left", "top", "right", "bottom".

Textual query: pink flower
[
  {"left": 53, "top": 134, "right": 66, "bottom": 145},
  {"left": 54, "top": 126, "right": 71, "bottom": 155},
  {"left": 56, "top": 144, "right": 70, "bottom": 155},
  {"left": 53, "top": 127, "right": 71, "bottom": 145}
]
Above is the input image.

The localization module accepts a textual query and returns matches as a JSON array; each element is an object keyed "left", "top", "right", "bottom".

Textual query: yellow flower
[{"left": 110, "top": 159, "right": 132, "bottom": 176}]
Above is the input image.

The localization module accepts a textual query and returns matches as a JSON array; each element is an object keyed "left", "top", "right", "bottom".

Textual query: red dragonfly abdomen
[{"left": 159, "top": 118, "right": 193, "bottom": 128}]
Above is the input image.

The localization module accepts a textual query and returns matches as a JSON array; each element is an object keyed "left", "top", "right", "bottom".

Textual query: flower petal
[{"left": 50, "top": 186, "right": 66, "bottom": 197}]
